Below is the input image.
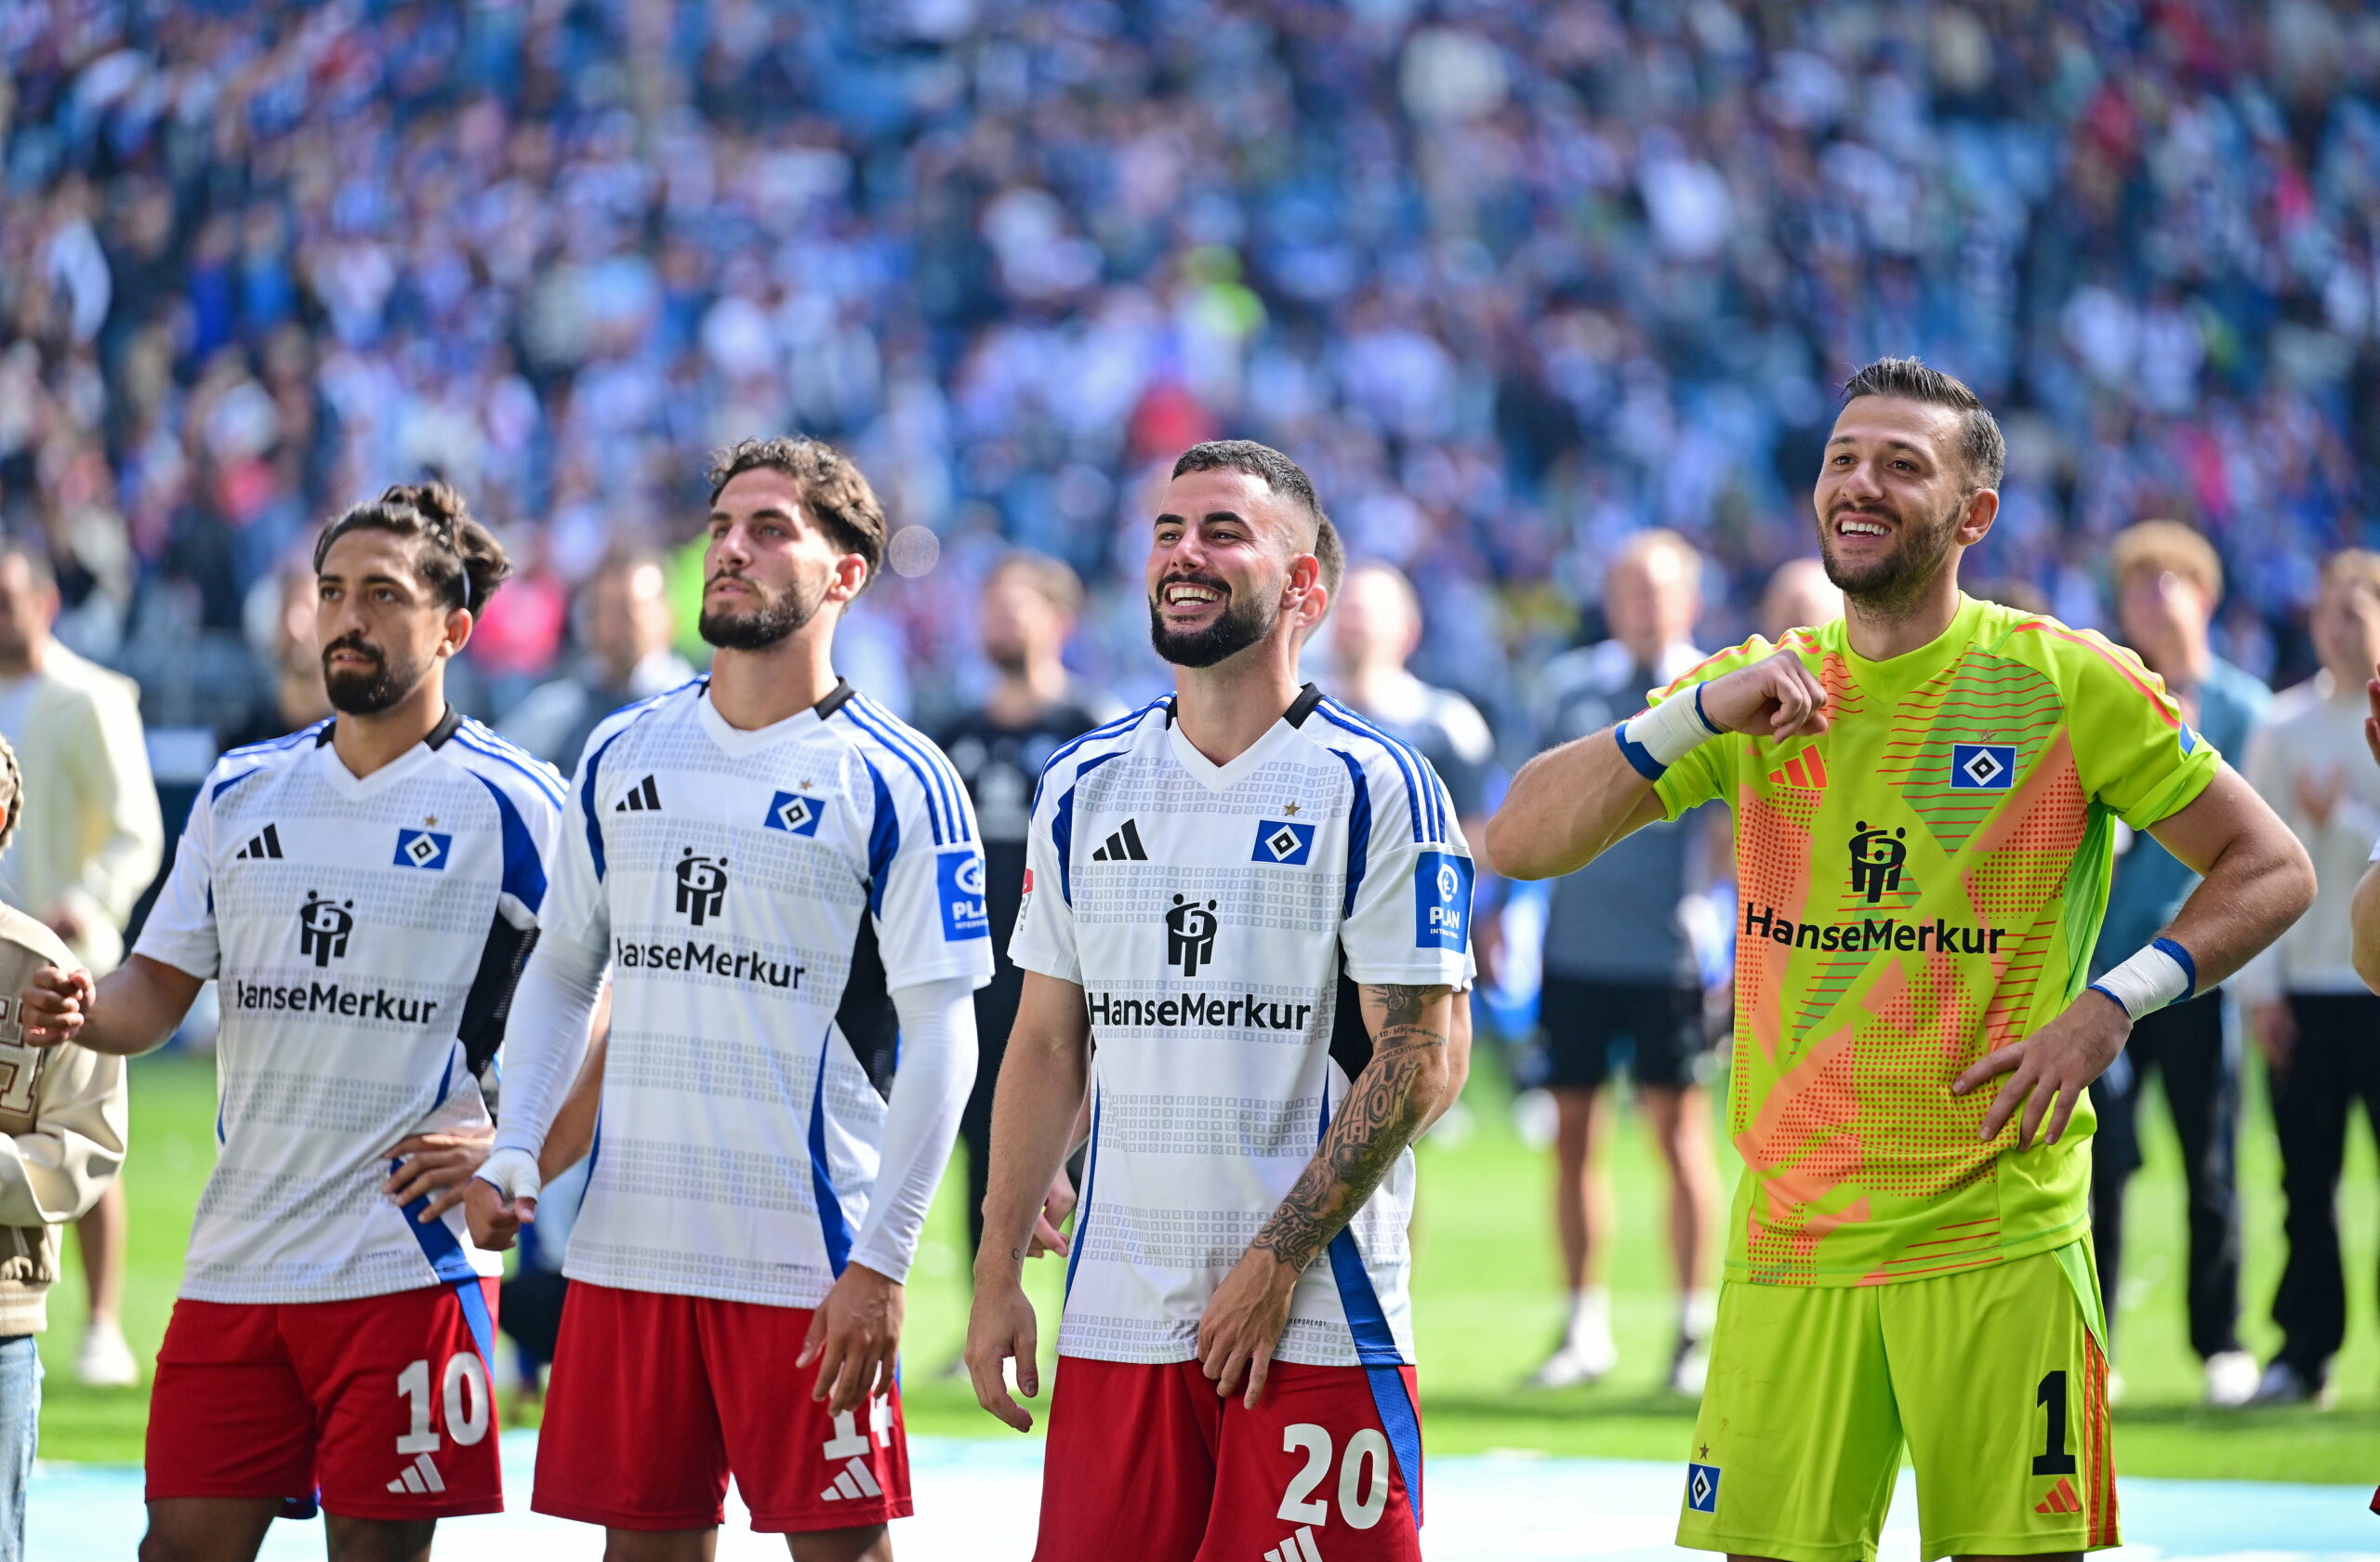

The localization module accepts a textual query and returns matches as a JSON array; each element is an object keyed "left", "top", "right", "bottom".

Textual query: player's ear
[
  {"left": 441, "top": 605, "right": 475, "bottom": 657},
  {"left": 1957, "top": 486, "right": 1999, "bottom": 547}
]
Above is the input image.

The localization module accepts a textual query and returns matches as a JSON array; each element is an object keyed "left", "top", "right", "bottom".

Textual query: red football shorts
[
  {"left": 146, "top": 1280, "right": 502, "bottom": 1521},
  {"left": 1034, "top": 1356, "right": 1422, "bottom": 1562},
  {"left": 533, "top": 1280, "right": 910, "bottom": 1533}
]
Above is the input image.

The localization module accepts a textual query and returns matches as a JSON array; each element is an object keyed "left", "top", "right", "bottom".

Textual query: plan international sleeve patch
[
  {"left": 1413, "top": 851, "right": 1474, "bottom": 950},
  {"left": 937, "top": 848, "right": 990, "bottom": 940}
]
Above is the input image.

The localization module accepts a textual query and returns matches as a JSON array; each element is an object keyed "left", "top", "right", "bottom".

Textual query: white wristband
[
  {"left": 1616, "top": 686, "right": 1722, "bottom": 780},
  {"left": 2087, "top": 937, "right": 2197, "bottom": 1022},
  {"left": 473, "top": 1145, "right": 542, "bottom": 1205}
]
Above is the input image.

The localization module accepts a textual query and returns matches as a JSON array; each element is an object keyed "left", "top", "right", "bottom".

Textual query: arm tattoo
[{"left": 1250, "top": 985, "right": 1449, "bottom": 1272}]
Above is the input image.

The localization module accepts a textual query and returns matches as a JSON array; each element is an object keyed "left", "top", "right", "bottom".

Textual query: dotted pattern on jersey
[
  {"left": 1080, "top": 753, "right": 1346, "bottom": 821},
  {"left": 1094, "top": 1092, "right": 1325, "bottom": 1158},
  {"left": 1962, "top": 733, "right": 2095, "bottom": 1052},
  {"left": 1078, "top": 1204, "right": 1269, "bottom": 1270},
  {"left": 604, "top": 1025, "right": 814, "bottom": 1107},
  {"left": 185, "top": 1245, "right": 449, "bottom": 1304},
  {"left": 1728, "top": 788, "right": 1817, "bottom": 1073},
  {"left": 600, "top": 810, "right": 867, "bottom": 913},
  {"left": 1876, "top": 653, "right": 2064, "bottom": 857},
  {"left": 218, "top": 1068, "right": 434, "bottom": 1136},
  {"left": 624, "top": 716, "right": 863, "bottom": 793},
  {"left": 212, "top": 854, "right": 495, "bottom": 941},
  {"left": 1058, "top": 1311, "right": 1204, "bottom": 1363},
  {"left": 588, "top": 1133, "right": 825, "bottom": 1217},
  {"left": 567, "top": 1239, "right": 836, "bottom": 1304},
  {"left": 1070, "top": 862, "right": 1344, "bottom": 934},
  {"left": 196, "top": 1160, "right": 385, "bottom": 1229}
]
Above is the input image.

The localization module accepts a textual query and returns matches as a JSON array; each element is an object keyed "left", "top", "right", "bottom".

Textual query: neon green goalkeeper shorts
[{"left": 1675, "top": 1240, "right": 2117, "bottom": 1562}]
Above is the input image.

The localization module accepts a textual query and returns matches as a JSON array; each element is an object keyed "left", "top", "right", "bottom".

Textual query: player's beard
[
  {"left": 699, "top": 569, "right": 826, "bottom": 651},
  {"left": 1818, "top": 494, "right": 1964, "bottom": 616},
  {"left": 321, "top": 632, "right": 430, "bottom": 716},
  {"left": 1148, "top": 572, "right": 1277, "bottom": 668}
]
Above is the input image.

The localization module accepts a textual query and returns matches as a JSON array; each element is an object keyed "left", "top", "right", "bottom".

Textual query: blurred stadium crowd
[{"left": 3, "top": 0, "right": 2380, "bottom": 747}]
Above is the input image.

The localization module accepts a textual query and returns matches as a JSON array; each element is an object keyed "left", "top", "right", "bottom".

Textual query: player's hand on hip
[
  {"left": 1696, "top": 648, "right": 1831, "bottom": 741},
  {"left": 464, "top": 1146, "right": 540, "bottom": 1251},
  {"left": 799, "top": 1261, "right": 906, "bottom": 1418},
  {"left": 17, "top": 966, "right": 92, "bottom": 1048},
  {"left": 384, "top": 1125, "right": 496, "bottom": 1222},
  {"left": 1950, "top": 989, "right": 2131, "bottom": 1150},
  {"left": 963, "top": 1279, "right": 1041, "bottom": 1433},
  {"left": 1026, "top": 1169, "right": 1077, "bottom": 1258},
  {"left": 1198, "top": 1248, "right": 1300, "bottom": 1409}
]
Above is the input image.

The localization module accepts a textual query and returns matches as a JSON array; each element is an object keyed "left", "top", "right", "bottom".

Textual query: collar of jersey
[
  {"left": 311, "top": 723, "right": 447, "bottom": 797},
  {"left": 695, "top": 677, "right": 839, "bottom": 756},
  {"left": 1164, "top": 697, "right": 1308, "bottom": 792},
  {"left": 1831, "top": 591, "right": 1989, "bottom": 690}
]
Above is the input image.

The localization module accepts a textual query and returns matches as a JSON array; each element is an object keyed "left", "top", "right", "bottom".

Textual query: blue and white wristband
[
  {"left": 2088, "top": 936, "right": 2198, "bottom": 1022},
  {"left": 1616, "top": 685, "right": 1723, "bottom": 782}
]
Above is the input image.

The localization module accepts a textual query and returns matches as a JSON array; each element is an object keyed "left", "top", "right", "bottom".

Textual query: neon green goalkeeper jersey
[{"left": 1649, "top": 595, "right": 2219, "bottom": 1287}]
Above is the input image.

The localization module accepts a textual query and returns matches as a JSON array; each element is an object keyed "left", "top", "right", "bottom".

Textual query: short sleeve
[
  {"left": 1005, "top": 758, "right": 1082, "bottom": 986},
  {"left": 131, "top": 769, "right": 227, "bottom": 981},
  {"left": 539, "top": 736, "right": 616, "bottom": 957},
  {"left": 868, "top": 757, "right": 998, "bottom": 992},
  {"left": 2066, "top": 632, "right": 2221, "bottom": 829},
  {"left": 1340, "top": 754, "right": 1474, "bottom": 988}
]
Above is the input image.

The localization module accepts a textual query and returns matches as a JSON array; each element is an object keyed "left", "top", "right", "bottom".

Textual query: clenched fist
[{"left": 18, "top": 966, "right": 92, "bottom": 1048}]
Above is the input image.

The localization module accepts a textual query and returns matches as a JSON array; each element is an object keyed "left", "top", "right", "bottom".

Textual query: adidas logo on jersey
[
  {"left": 2034, "top": 1476, "right": 2082, "bottom": 1515},
  {"left": 1263, "top": 1528, "right": 1326, "bottom": 1562},
  {"left": 385, "top": 1452, "right": 446, "bottom": 1496},
  {"left": 235, "top": 824, "right": 285, "bottom": 859},
  {"left": 819, "top": 1455, "right": 884, "bottom": 1504},
  {"left": 1766, "top": 748, "right": 1829, "bottom": 789},
  {"left": 1091, "top": 818, "right": 1148, "bottom": 861},
  {"left": 615, "top": 774, "right": 662, "bottom": 813}
]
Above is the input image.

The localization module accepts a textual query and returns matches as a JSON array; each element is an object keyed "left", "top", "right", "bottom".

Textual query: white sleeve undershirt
[
  {"left": 489, "top": 933, "right": 606, "bottom": 1161},
  {"left": 847, "top": 975, "right": 980, "bottom": 1284}
]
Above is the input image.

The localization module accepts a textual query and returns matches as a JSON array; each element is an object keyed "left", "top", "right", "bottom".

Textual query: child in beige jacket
[{"left": 0, "top": 730, "right": 129, "bottom": 1561}]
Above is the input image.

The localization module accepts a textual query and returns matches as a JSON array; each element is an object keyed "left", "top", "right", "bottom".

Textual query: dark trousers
[
  {"left": 2088, "top": 990, "right": 2241, "bottom": 1359},
  {"left": 2269, "top": 991, "right": 2380, "bottom": 1383},
  {"left": 960, "top": 962, "right": 1025, "bottom": 1260}
]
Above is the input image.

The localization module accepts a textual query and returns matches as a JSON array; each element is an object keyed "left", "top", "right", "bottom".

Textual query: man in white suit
[{"left": 0, "top": 542, "right": 162, "bottom": 1385}]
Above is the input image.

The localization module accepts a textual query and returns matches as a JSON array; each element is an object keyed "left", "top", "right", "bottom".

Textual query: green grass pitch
[{"left": 33, "top": 1051, "right": 2380, "bottom": 1483}]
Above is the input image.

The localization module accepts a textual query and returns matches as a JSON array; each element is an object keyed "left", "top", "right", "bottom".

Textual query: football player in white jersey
[
  {"left": 467, "top": 437, "right": 992, "bottom": 1561},
  {"left": 965, "top": 441, "right": 1474, "bottom": 1562},
  {"left": 24, "top": 483, "right": 562, "bottom": 1562}
]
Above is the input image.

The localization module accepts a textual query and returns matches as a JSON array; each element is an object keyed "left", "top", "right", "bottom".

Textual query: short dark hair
[
  {"left": 707, "top": 436, "right": 888, "bottom": 591},
  {"left": 1840, "top": 356, "right": 2005, "bottom": 490},
  {"left": 312, "top": 482, "right": 511, "bottom": 613},
  {"left": 1170, "top": 439, "right": 1325, "bottom": 546},
  {"left": 1313, "top": 515, "right": 1345, "bottom": 601}
]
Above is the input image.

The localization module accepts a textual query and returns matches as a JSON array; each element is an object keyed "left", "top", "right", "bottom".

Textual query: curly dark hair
[
  {"left": 707, "top": 436, "right": 888, "bottom": 591},
  {"left": 311, "top": 481, "right": 512, "bottom": 613}
]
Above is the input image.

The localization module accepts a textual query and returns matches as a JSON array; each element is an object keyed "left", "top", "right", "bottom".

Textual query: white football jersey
[
  {"left": 137, "top": 712, "right": 563, "bottom": 1304},
  {"left": 1010, "top": 686, "right": 1474, "bottom": 1368},
  {"left": 542, "top": 678, "right": 994, "bottom": 1307}
]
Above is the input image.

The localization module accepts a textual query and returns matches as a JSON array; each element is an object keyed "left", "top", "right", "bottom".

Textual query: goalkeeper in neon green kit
[{"left": 1489, "top": 358, "right": 2315, "bottom": 1562}]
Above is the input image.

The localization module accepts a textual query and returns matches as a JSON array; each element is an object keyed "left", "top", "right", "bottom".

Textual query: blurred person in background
[
  {"left": 1963, "top": 577, "right": 2053, "bottom": 616},
  {"left": 0, "top": 732, "right": 128, "bottom": 1562},
  {"left": 2240, "top": 549, "right": 2380, "bottom": 1406},
  {"left": 221, "top": 553, "right": 330, "bottom": 751},
  {"left": 1523, "top": 529, "right": 1724, "bottom": 1395},
  {"left": 1756, "top": 559, "right": 1844, "bottom": 644},
  {"left": 2090, "top": 523, "right": 2268, "bottom": 1407},
  {"left": 931, "top": 552, "right": 1119, "bottom": 1279},
  {"left": 0, "top": 540, "right": 162, "bottom": 1389},
  {"left": 1328, "top": 560, "right": 1498, "bottom": 866},
  {"left": 499, "top": 549, "right": 693, "bottom": 773}
]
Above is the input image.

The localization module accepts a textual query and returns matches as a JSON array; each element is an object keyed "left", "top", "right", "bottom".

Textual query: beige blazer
[{"left": 7, "top": 643, "right": 164, "bottom": 973}]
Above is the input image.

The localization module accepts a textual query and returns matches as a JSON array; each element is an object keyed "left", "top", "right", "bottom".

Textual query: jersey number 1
[{"left": 2030, "top": 1370, "right": 2076, "bottom": 1476}]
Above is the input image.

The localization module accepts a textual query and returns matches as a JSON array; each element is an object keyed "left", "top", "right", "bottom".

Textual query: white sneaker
[
  {"left": 75, "top": 1320, "right": 139, "bottom": 1387},
  {"left": 2203, "top": 1350, "right": 2258, "bottom": 1408},
  {"left": 1527, "top": 1336, "right": 1618, "bottom": 1390},
  {"left": 1668, "top": 1336, "right": 1711, "bottom": 1397}
]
